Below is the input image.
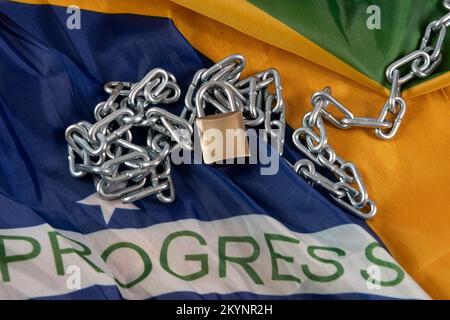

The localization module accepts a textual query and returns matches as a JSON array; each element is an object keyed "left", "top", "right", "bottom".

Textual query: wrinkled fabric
[{"left": 0, "top": 1, "right": 441, "bottom": 299}]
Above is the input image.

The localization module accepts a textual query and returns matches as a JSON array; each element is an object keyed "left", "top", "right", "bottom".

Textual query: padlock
[{"left": 195, "top": 81, "right": 250, "bottom": 164}]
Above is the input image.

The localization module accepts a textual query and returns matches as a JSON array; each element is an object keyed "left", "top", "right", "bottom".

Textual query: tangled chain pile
[{"left": 65, "top": 54, "right": 286, "bottom": 204}]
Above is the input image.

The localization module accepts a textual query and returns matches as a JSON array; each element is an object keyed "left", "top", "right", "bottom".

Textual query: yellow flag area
[{"left": 12, "top": 0, "right": 450, "bottom": 299}]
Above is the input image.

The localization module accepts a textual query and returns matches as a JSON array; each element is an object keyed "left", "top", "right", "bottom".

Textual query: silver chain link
[{"left": 291, "top": 0, "right": 450, "bottom": 219}]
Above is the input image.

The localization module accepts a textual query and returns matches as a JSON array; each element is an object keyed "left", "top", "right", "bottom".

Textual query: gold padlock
[{"left": 195, "top": 81, "right": 250, "bottom": 164}]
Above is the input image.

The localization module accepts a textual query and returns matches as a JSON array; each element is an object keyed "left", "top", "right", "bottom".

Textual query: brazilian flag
[{"left": 0, "top": 0, "right": 448, "bottom": 300}]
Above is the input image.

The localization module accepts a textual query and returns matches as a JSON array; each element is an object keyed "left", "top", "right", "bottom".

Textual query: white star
[{"left": 77, "top": 193, "right": 139, "bottom": 224}]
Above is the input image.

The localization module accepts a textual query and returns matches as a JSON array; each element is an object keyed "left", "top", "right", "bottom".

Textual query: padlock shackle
[{"left": 195, "top": 81, "right": 238, "bottom": 118}]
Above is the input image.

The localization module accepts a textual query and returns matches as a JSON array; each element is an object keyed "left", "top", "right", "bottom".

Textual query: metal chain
[
  {"left": 292, "top": 87, "right": 377, "bottom": 220},
  {"left": 64, "top": 0, "right": 449, "bottom": 212},
  {"left": 182, "top": 54, "right": 286, "bottom": 155},
  {"left": 311, "top": 0, "right": 450, "bottom": 140},
  {"left": 66, "top": 55, "right": 287, "bottom": 204},
  {"left": 376, "top": 0, "right": 450, "bottom": 139},
  {"left": 291, "top": 0, "right": 450, "bottom": 219}
]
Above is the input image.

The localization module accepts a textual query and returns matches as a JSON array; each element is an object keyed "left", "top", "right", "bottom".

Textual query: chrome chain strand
[
  {"left": 292, "top": 87, "right": 377, "bottom": 220},
  {"left": 291, "top": 0, "right": 450, "bottom": 220},
  {"left": 316, "top": 0, "right": 450, "bottom": 140},
  {"left": 377, "top": 0, "right": 450, "bottom": 140},
  {"left": 295, "top": 1, "right": 450, "bottom": 141}
]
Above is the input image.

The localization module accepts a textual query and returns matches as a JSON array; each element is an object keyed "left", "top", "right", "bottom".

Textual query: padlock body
[{"left": 195, "top": 111, "right": 250, "bottom": 164}]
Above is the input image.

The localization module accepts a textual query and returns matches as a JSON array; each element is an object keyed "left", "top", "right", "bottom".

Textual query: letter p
[{"left": 0, "top": 235, "right": 41, "bottom": 282}]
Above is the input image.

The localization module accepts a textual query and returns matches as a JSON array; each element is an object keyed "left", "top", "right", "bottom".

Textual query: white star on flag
[{"left": 77, "top": 192, "right": 139, "bottom": 224}]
